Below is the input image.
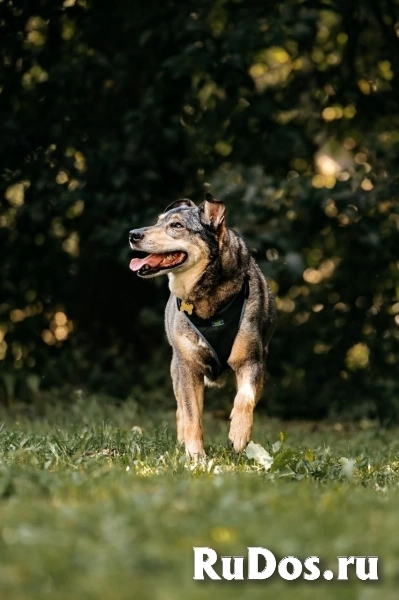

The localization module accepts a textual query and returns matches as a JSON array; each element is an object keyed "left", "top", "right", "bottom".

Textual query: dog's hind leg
[
  {"left": 171, "top": 353, "right": 205, "bottom": 459},
  {"left": 229, "top": 364, "right": 264, "bottom": 452}
]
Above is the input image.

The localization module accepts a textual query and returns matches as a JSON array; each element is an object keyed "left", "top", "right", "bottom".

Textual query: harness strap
[{"left": 176, "top": 276, "right": 250, "bottom": 377}]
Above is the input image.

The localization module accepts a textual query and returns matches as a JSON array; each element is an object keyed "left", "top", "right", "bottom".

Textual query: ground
[{"left": 0, "top": 395, "right": 398, "bottom": 600}]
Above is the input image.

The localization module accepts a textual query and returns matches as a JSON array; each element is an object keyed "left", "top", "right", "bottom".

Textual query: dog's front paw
[
  {"left": 185, "top": 440, "right": 205, "bottom": 461},
  {"left": 229, "top": 409, "right": 253, "bottom": 452}
]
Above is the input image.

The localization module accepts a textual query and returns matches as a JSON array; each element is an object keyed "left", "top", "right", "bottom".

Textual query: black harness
[{"left": 176, "top": 276, "right": 250, "bottom": 378}]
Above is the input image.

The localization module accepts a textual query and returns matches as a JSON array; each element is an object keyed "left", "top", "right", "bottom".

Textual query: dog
[{"left": 129, "top": 193, "right": 276, "bottom": 458}]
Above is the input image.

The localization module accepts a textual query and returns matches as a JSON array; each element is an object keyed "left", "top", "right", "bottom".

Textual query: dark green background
[{"left": 1, "top": 0, "right": 398, "bottom": 419}]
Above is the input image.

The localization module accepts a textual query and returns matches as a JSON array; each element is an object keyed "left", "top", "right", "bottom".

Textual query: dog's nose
[{"left": 129, "top": 229, "right": 144, "bottom": 243}]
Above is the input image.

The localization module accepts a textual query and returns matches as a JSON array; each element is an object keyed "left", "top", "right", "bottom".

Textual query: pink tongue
[{"left": 129, "top": 254, "right": 164, "bottom": 272}]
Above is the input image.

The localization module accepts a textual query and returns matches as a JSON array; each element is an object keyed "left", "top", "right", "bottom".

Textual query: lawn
[{"left": 0, "top": 395, "right": 398, "bottom": 600}]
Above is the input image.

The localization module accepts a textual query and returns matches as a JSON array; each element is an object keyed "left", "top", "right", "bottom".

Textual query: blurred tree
[{"left": 1, "top": 0, "right": 398, "bottom": 418}]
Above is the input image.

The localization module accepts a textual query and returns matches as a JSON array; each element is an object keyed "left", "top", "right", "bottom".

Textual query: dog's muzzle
[{"left": 129, "top": 229, "right": 144, "bottom": 246}]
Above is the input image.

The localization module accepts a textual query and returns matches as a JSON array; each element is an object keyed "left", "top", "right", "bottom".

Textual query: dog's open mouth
[{"left": 129, "top": 251, "right": 187, "bottom": 276}]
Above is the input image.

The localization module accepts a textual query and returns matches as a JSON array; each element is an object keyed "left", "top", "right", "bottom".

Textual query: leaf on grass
[
  {"left": 246, "top": 441, "right": 273, "bottom": 471},
  {"left": 271, "top": 449, "right": 297, "bottom": 472},
  {"left": 339, "top": 457, "right": 355, "bottom": 481},
  {"left": 272, "top": 440, "right": 282, "bottom": 453},
  {"left": 305, "top": 450, "right": 315, "bottom": 462}
]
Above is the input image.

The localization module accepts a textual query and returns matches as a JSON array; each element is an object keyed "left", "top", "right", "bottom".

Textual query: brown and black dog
[{"left": 129, "top": 194, "right": 276, "bottom": 458}]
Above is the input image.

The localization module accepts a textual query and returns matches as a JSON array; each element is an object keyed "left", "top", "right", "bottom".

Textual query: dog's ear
[
  {"left": 164, "top": 198, "right": 196, "bottom": 213},
  {"left": 200, "top": 193, "right": 225, "bottom": 231}
]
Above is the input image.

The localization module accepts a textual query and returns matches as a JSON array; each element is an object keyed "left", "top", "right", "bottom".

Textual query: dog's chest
[{"left": 176, "top": 277, "right": 249, "bottom": 377}]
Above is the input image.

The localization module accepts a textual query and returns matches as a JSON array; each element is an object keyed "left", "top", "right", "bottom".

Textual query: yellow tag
[{"left": 180, "top": 300, "right": 194, "bottom": 315}]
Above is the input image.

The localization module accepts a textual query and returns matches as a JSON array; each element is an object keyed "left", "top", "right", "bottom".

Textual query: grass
[{"left": 0, "top": 395, "right": 399, "bottom": 600}]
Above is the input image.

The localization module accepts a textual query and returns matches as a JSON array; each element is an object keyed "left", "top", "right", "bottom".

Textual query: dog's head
[{"left": 129, "top": 194, "right": 225, "bottom": 279}]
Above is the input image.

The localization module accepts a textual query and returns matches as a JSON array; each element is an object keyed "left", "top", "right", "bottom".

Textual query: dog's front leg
[
  {"left": 182, "top": 363, "right": 205, "bottom": 459},
  {"left": 171, "top": 353, "right": 185, "bottom": 444},
  {"left": 172, "top": 354, "right": 205, "bottom": 459},
  {"left": 229, "top": 364, "right": 264, "bottom": 452}
]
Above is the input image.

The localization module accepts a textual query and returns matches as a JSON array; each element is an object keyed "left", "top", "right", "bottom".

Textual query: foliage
[{"left": 1, "top": 0, "right": 399, "bottom": 416}]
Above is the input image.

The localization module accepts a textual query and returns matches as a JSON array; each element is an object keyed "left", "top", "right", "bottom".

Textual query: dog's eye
[{"left": 171, "top": 222, "right": 184, "bottom": 229}]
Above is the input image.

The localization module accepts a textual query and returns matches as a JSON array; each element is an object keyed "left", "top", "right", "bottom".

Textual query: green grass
[{"left": 0, "top": 396, "right": 399, "bottom": 599}]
